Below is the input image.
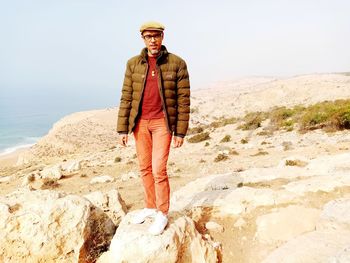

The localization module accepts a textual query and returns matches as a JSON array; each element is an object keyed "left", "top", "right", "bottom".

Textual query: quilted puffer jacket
[{"left": 117, "top": 45, "right": 190, "bottom": 137}]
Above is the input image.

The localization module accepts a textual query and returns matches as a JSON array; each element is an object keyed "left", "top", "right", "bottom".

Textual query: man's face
[{"left": 142, "top": 30, "right": 164, "bottom": 56}]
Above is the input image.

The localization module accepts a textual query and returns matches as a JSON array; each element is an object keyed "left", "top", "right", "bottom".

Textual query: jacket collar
[{"left": 140, "top": 45, "right": 168, "bottom": 63}]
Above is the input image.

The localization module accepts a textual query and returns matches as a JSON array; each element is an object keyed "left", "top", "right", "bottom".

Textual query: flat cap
[{"left": 140, "top": 21, "right": 165, "bottom": 33}]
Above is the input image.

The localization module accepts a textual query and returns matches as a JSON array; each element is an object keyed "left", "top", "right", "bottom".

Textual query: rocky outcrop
[
  {"left": 41, "top": 164, "right": 63, "bottom": 180},
  {"left": 84, "top": 189, "right": 127, "bottom": 225},
  {"left": 262, "top": 198, "right": 350, "bottom": 263},
  {"left": 97, "top": 211, "right": 219, "bottom": 263},
  {"left": 255, "top": 205, "right": 320, "bottom": 244},
  {"left": 0, "top": 189, "right": 115, "bottom": 263}
]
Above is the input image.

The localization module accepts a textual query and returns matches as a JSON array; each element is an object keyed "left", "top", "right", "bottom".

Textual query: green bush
[{"left": 238, "top": 112, "right": 268, "bottom": 130}]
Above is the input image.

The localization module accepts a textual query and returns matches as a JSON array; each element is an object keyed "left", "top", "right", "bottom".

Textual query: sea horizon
[{"left": 0, "top": 89, "right": 119, "bottom": 156}]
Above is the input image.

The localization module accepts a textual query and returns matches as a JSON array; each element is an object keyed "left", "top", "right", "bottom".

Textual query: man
[{"left": 117, "top": 21, "right": 190, "bottom": 235}]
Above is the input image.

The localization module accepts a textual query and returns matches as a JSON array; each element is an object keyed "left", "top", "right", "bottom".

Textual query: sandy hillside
[{"left": 1, "top": 72, "right": 350, "bottom": 263}]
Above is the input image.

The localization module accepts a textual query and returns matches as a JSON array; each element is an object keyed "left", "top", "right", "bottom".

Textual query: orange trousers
[{"left": 133, "top": 117, "right": 172, "bottom": 214}]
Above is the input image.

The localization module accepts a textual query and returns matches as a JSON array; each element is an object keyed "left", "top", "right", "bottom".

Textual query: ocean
[{"left": 0, "top": 90, "right": 118, "bottom": 156}]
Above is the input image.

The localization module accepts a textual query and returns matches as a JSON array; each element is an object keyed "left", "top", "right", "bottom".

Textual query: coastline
[{"left": 0, "top": 146, "right": 31, "bottom": 168}]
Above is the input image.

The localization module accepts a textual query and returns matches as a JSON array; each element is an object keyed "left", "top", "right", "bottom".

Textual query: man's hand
[
  {"left": 118, "top": 134, "right": 128, "bottom": 147},
  {"left": 173, "top": 136, "right": 184, "bottom": 148}
]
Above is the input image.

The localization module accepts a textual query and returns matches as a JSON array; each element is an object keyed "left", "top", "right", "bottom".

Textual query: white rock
[
  {"left": 121, "top": 171, "right": 139, "bottom": 182},
  {"left": 21, "top": 173, "right": 35, "bottom": 187},
  {"left": 61, "top": 160, "right": 81, "bottom": 173},
  {"left": 329, "top": 245, "right": 350, "bottom": 263},
  {"left": 97, "top": 212, "right": 218, "bottom": 263},
  {"left": 0, "top": 176, "right": 11, "bottom": 183},
  {"left": 305, "top": 152, "right": 350, "bottom": 176},
  {"left": 0, "top": 188, "right": 115, "bottom": 262},
  {"left": 41, "top": 165, "right": 63, "bottom": 180},
  {"left": 283, "top": 174, "right": 350, "bottom": 194},
  {"left": 84, "top": 189, "right": 127, "bottom": 225},
  {"left": 317, "top": 198, "right": 350, "bottom": 231},
  {"left": 171, "top": 174, "right": 297, "bottom": 216},
  {"left": 205, "top": 221, "right": 224, "bottom": 232},
  {"left": 262, "top": 230, "right": 350, "bottom": 263},
  {"left": 90, "top": 175, "right": 114, "bottom": 184},
  {"left": 234, "top": 218, "right": 246, "bottom": 228},
  {"left": 255, "top": 205, "right": 320, "bottom": 244}
]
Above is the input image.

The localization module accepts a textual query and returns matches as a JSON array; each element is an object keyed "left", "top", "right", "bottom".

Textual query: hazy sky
[{"left": 1, "top": 0, "right": 349, "bottom": 107}]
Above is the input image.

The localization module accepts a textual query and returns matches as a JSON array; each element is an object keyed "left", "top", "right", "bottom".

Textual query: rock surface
[
  {"left": 84, "top": 189, "right": 127, "bottom": 225},
  {"left": 0, "top": 189, "right": 115, "bottom": 263},
  {"left": 40, "top": 165, "right": 63, "bottom": 180},
  {"left": 90, "top": 175, "right": 114, "bottom": 184},
  {"left": 255, "top": 205, "right": 320, "bottom": 244},
  {"left": 97, "top": 211, "right": 219, "bottom": 263}
]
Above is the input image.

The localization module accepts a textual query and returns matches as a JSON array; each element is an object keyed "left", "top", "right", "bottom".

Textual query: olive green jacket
[{"left": 117, "top": 45, "right": 190, "bottom": 137}]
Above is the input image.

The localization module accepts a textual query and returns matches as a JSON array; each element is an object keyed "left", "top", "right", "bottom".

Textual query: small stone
[
  {"left": 121, "top": 171, "right": 139, "bottom": 182},
  {"left": 205, "top": 221, "right": 224, "bottom": 232},
  {"left": 0, "top": 176, "right": 11, "bottom": 183},
  {"left": 234, "top": 218, "right": 246, "bottom": 228},
  {"left": 90, "top": 175, "right": 114, "bottom": 184},
  {"left": 61, "top": 160, "right": 81, "bottom": 173}
]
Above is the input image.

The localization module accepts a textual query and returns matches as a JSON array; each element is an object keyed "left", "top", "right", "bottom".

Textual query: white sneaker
[
  {"left": 131, "top": 208, "right": 157, "bottom": 224},
  {"left": 148, "top": 211, "right": 168, "bottom": 235}
]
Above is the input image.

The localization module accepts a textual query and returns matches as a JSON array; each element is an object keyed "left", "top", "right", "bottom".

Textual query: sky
[{"left": 1, "top": 0, "right": 350, "bottom": 109}]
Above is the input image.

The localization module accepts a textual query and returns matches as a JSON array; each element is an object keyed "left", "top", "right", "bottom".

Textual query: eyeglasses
[{"left": 142, "top": 33, "right": 162, "bottom": 41}]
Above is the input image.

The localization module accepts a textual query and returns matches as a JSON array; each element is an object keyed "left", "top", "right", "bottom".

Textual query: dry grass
[
  {"left": 251, "top": 151, "right": 269, "bottom": 157},
  {"left": 285, "top": 159, "right": 308, "bottom": 167},
  {"left": 214, "top": 153, "right": 229, "bottom": 162},
  {"left": 188, "top": 132, "right": 211, "bottom": 143},
  {"left": 210, "top": 117, "right": 237, "bottom": 129},
  {"left": 40, "top": 178, "right": 60, "bottom": 189},
  {"left": 220, "top": 135, "right": 231, "bottom": 143},
  {"left": 240, "top": 138, "right": 248, "bottom": 144}
]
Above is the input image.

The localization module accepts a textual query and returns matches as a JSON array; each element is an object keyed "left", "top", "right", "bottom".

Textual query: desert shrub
[
  {"left": 114, "top": 156, "right": 122, "bottom": 163},
  {"left": 40, "top": 178, "right": 59, "bottom": 189},
  {"left": 251, "top": 151, "right": 269, "bottom": 156},
  {"left": 257, "top": 130, "right": 273, "bottom": 136},
  {"left": 214, "top": 153, "right": 229, "bottom": 162},
  {"left": 205, "top": 141, "right": 210, "bottom": 147},
  {"left": 190, "top": 106, "right": 199, "bottom": 114},
  {"left": 238, "top": 112, "right": 268, "bottom": 130},
  {"left": 187, "top": 126, "right": 204, "bottom": 135},
  {"left": 210, "top": 117, "right": 237, "bottom": 128},
  {"left": 220, "top": 135, "right": 231, "bottom": 143},
  {"left": 240, "top": 138, "right": 248, "bottom": 144},
  {"left": 285, "top": 159, "right": 307, "bottom": 167},
  {"left": 188, "top": 132, "right": 210, "bottom": 143},
  {"left": 299, "top": 100, "right": 350, "bottom": 131},
  {"left": 229, "top": 149, "right": 239, "bottom": 155}
]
